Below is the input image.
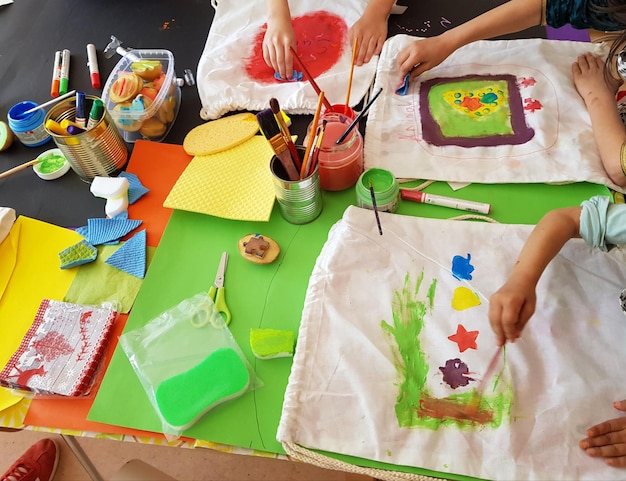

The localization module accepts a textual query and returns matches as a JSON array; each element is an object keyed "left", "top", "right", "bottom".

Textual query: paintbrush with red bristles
[
  {"left": 256, "top": 108, "right": 299, "bottom": 181},
  {"left": 464, "top": 345, "right": 503, "bottom": 416}
]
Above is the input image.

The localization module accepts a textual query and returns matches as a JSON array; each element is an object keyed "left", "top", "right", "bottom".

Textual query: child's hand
[
  {"left": 580, "top": 400, "right": 626, "bottom": 467},
  {"left": 263, "top": 18, "right": 296, "bottom": 80},
  {"left": 396, "top": 36, "right": 456, "bottom": 83},
  {"left": 348, "top": 12, "right": 387, "bottom": 66},
  {"left": 488, "top": 275, "right": 536, "bottom": 346},
  {"left": 572, "top": 52, "right": 622, "bottom": 106}
]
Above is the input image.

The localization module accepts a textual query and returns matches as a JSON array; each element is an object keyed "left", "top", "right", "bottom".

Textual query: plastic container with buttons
[{"left": 102, "top": 49, "right": 181, "bottom": 143}]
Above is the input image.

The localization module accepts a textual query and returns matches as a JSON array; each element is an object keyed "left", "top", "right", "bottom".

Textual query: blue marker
[{"left": 75, "top": 91, "right": 86, "bottom": 128}]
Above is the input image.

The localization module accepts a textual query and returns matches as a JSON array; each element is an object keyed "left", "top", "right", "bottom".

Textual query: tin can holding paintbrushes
[{"left": 270, "top": 146, "right": 322, "bottom": 225}]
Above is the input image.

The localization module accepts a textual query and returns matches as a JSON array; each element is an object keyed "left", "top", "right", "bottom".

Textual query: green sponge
[
  {"left": 155, "top": 347, "right": 250, "bottom": 430},
  {"left": 249, "top": 328, "right": 295, "bottom": 359}
]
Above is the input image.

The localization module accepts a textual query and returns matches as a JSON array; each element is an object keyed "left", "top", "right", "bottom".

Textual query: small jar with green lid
[{"left": 355, "top": 168, "right": 399, "bottom": 213}]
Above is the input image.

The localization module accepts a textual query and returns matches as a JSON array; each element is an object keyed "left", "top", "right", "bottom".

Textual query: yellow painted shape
[{"left": 451, "top": 286, "right": 481, "bottom": 310}]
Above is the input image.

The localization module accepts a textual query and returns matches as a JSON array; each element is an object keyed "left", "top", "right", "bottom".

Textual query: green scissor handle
[{"left": 208, "top": 285, "right": 232, "bottom": 326}]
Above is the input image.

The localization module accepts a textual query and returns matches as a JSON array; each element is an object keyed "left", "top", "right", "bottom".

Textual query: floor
[{"left": 0, "top": 428, "right": 374, "bottom": 481}]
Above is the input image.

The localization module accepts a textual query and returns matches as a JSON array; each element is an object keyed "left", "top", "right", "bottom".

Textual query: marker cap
[
  {"left": 90, "top": 73, "right": 101, "bottom": 89},
  {"left": 59, "top": 79, "right": 69, "bottom": 96}
]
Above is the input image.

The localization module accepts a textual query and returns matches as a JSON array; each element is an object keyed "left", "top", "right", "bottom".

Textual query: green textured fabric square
[{"left": 59, "top": 240, "right": 98, "bottom": 269}]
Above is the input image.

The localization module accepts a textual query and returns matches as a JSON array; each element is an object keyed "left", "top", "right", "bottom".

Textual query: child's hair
[{"left": 594, "top": 0, "right": 626, "bottom": 81}]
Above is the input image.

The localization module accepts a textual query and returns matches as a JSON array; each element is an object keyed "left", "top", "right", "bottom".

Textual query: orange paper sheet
[
  {"left": 23, "top": 141, "right": 192, "bottom": 434},
  {"left": 127, "top": 140, "right": 193, "bottom": 247}
]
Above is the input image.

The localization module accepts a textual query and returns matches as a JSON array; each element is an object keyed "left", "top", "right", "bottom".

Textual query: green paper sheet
[
  {"left": 64, "top": 245, "right": 156, "bottom": 314},
  {"left": 89, "top": 181, "right": 608, "bottom": 459}
]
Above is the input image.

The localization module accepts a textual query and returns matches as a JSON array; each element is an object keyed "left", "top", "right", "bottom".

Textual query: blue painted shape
[{"left": 451, "top": 253, "right": 474, "bottom": 281}]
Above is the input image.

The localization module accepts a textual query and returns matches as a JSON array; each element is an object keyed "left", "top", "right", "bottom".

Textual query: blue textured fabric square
[
  {"left": 120, "top": 171, "right": 150, "bottom": 205},
  {"left": 59, "top": 240, "right": 98, "bottom": 269},
  {"left": 75, "top": 226, "right": 89, "bottom": 239},
  {"left": 112, "top": 210, "right": 129, "bottom": 220},
  {"left": 87, "top": 218, "right": 142, "bottom": 245},
  {"left": 104, "top": 229, "right": 146, "bottom": 279}
]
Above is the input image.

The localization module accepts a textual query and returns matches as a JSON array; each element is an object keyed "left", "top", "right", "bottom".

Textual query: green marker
[
  {"left": 59, "top": 49, "right": 70, "bottom": 95},
  {"left": 87, "top": 99, "right": 104, "bottom": 130}
]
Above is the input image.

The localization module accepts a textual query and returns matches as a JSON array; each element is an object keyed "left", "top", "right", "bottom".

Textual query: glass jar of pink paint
[
  {"left": 325, "top": 104, "right": 357, "bottom": 120},
  {"left": 306, "top": 112, "right": 363, "bottom": 191}
]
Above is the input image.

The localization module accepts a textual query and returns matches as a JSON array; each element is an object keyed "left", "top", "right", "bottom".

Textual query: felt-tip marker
[
  {"left": 59, "top": 49, "right": 71, "bottom": 95},
  {"left": 86, "top": 43, "right": 101, "bottom": 89},
  {"left": 400, "top": 189, "right": 491, "bottom": 215},
  {"left": 75, "top": 91, "right": 86, "bottom": 128},
  {"left": 87, "top": 99, "right": 104, "bottom": 130},
  {"left": 50, "top": 50, "right": 62, "bottom": 98}
]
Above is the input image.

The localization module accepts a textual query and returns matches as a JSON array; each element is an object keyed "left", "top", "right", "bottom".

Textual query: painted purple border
[{"left": 419, "top": 74, "right": 535, "bottom": 148}]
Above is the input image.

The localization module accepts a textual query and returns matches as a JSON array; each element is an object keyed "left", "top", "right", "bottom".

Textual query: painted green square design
[
  {"left": 419, "top": 74, "right": 534, "bottom": 148},
  {"left": 427, "top": 79, "right": 513, "bottom": 138}
]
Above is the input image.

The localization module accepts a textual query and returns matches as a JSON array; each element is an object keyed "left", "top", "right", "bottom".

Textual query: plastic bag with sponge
[{"left": 119, "top": 292, "right": 262, "bottom": 439}]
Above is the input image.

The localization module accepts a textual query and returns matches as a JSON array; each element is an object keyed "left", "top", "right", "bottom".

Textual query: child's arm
[
  {"left": 580, "top": 400, "right": 626, "bottom": 467},
  {"left": 488, "top": 207, "right": 581, "bottom": 346},
  {"left": 397, "top": 0, "right": 543, "bottom": 80},
  {"left": 263, "top": 0, "right": 296, "bottom": 79},
  {"left": 348, "top": 0, "right": 397, "bottom": 66},
  {"left": 572, "top": 52, "right": 626, "bottom": 187}
]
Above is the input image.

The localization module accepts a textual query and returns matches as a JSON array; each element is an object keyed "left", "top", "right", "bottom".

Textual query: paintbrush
[
  {"left": 307, "top": 119, "right": 327, "bottom": 178},
  {"left": 289, "top": 46, "right": 333, "bottom": 111},
  {"left": 256, "top": 108, "right": 300, "bottom": 181},
  {"left": 336, "top": 87, "right": 383, "bottom": 145},
  {"left": 369, "top": 180, "right": 383, "bottom": 235},
  {"left": 20, "top": 90, "right": 77, "bottom": 117},
  {"left": 269, "top": 98, "right": 301, "bottom": 171},
  {"left": 0, "top": 158, "right": 40, "bottom": 179},
  {"left": 344, "top": 38, "right": 358, "bottom": 114},
  {"left": 465, "top": 345, "right": 503, "bottom": 416},
  {"left": 300, "top": 91, "right": 325, "bottom": 179}
]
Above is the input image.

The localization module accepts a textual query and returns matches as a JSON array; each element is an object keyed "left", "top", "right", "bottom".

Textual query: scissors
[{"left": 206, "top": 251, "right": 232, "bottom": 326}]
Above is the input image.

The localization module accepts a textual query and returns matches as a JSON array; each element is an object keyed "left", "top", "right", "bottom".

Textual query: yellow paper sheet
[
  {"left": 0, "top": 217, "right": 82, "bottom": 411},
  {"left": 163, "top": 135, "right": 277, "bottom": 221}
]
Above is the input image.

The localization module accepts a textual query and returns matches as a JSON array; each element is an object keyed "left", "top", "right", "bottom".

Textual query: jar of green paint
[{"left": 355, "top": 168, "right": 399, "bottom": 213}]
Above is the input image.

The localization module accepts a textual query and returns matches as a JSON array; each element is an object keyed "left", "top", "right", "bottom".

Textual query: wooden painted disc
[{"left": 238, "top": 233, "right": 280, "bottom": 264}]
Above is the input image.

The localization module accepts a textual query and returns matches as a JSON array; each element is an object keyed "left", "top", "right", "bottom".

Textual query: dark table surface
[{"left": 0, "top": 0, "right": 544, "bottom": 227}]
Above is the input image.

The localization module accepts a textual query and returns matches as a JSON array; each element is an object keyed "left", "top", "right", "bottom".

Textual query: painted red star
[{"left": 447, "top": 324, "right": 479, "bottom": 352}]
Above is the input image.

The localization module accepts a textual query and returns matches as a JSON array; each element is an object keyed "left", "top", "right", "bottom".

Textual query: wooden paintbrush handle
[
  {"left": 269, "top": 135, "right": 299, "bottom": 181},
  {"left": 0, "top": 159, "right": 39, "bottom": 179},
  {"left": 289, "top": 47, "right": 333, "bottom": 111}
]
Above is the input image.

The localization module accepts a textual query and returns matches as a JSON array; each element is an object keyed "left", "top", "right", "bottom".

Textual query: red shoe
[{"left": 1, "top": 438, "right": 59, "bottom": 481}]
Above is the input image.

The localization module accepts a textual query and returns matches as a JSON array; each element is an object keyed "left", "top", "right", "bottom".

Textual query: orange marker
[{"left": 50, "top": 50, "right": 62, "bottom": 98}]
